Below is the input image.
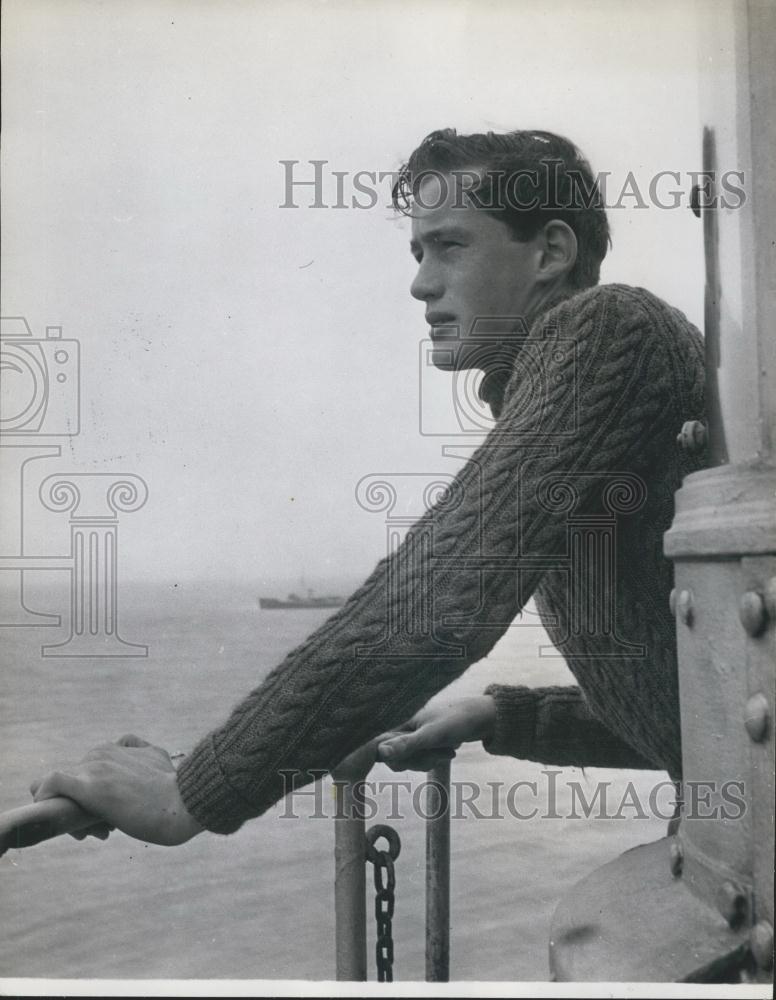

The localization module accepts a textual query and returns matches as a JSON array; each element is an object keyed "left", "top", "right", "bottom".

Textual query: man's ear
[{"left": 536, "top": 220, "right": 577, "bottom": 283}]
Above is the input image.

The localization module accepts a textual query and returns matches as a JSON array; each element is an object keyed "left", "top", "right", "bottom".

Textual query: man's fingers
[
  {"left": 68, "top": 821, "right": 113, "bottom": 842},
  {"left": 116, "top": 734, "right": 151, "bottom": 748},
  {"left": 377, "top": 735, "right": 413, "bottom": 761},
  {"left": 383, "top": 748, "right": 456, "bottom": 773},
  {"left": 31, "top": 770, "right": 83, "bottom": 804},
  {"left": 378, "top": 721, "right": 448, "bottom": 761}
]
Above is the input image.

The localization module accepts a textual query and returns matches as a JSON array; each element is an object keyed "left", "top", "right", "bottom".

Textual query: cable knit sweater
[{"left": 177, "top": 283, "right": 706, "bottom": 834}]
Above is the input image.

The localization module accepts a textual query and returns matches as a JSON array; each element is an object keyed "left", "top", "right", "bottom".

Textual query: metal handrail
[
  {"left": 0, "top": 753, "right": 453, "bottom": 982},
  {"left": 0, "top": 796, "right": 95, "bottom": 856},
  {"left": 332, "top": 750, "right": 452, "bottom": 982}
]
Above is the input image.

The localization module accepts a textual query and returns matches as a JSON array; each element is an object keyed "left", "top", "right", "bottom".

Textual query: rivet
[
  {"left": 669, "top": 588, "right": 677, "bottom": 617},
  {"left": 677, "top": 420, "right": 707, "bottom": 453},
  {"left": 739, "top": 591, "right": 766, "bottom": 637},
  {"left": 677, "top": 589, "right": 694, "bottom": 626},
  {"left": 669, "top": 840, "right": 683, "bottom": 877},
  {"left": 749, "top": 921, "right": 774, "bottom": 971},
  {"left": 744, "top": 693, "right": 769, "bottom": 743},
  {"left": 717, "top": 881, "right": 746, "bottom": 928}
]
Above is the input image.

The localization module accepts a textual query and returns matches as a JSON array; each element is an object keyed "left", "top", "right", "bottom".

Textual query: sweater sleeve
[
  {"left": 482, "top": 684, "right": 659, "bottom": 770},
  {"left": 177, "top": 285, "right": 672, "bottom": 833}
]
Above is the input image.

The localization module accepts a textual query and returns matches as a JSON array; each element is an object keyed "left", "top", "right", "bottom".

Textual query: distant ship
[{"left": 258, "top": 589, "right": 345, "bottom": 610}]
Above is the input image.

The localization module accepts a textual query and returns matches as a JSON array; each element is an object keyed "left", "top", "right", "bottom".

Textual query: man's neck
[
  {"left": 525, "top": 279, "right": 578, "bottom": 327},
  {"left": 478, "top": 281, "right": 582, "bottom": 418}
]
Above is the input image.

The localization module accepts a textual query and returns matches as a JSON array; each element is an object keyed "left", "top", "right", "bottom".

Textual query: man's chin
[
  {"left": 431, "top": 343, "right": 488, "bottom": 373},
  {"left": 430, "top": 346, "right": 460, "bottom": 371}
]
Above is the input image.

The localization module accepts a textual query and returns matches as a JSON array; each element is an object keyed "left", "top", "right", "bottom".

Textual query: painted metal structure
[{"left": 550, "top": 0, "right": 774, "bottom": 982}]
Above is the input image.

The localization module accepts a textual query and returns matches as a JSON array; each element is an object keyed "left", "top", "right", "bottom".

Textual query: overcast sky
[{"left": 2, "top": 0, "right": 713, "bottom": 589}]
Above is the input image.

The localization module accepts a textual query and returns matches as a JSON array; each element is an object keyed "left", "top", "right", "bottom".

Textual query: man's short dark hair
[{"left": 392, "top": 128, "right": 611, "bottom": 289}]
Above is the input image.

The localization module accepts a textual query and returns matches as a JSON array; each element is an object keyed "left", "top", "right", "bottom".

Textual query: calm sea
[{"left": 0, "top": 579, "right": 668, "bottom": 982}]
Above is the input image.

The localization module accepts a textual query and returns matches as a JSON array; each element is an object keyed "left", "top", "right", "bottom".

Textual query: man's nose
[{"left": 410, "top": 259, "right": 443, "bottom": 302}]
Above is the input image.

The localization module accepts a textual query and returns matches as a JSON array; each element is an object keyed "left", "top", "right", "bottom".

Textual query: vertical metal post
[
  {"left": 334, "top": 778, "right": 367, "bottom": 980},
  {"left": 425, "top": 759, "right": 451, "bottom": 981},
  {"left": 333, "top": 765, "right": 368, "bottom": 980}
]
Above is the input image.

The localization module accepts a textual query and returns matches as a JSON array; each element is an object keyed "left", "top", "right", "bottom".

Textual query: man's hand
[
  {"left": 30, "top": 735, "right": 204, "bottom": 846},
  {"left": 376, "top": 695, "right": 496, "bottom": 772}
]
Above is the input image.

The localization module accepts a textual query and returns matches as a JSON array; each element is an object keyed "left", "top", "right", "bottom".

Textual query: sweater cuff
[
  {"left": 481, "top": 684, "right": 537, "bottom": 759},
  {"left": 176, "top": 736, "right": 251, "bottom": 835}
]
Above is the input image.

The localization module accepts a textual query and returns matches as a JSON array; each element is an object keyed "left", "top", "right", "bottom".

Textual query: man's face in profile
[{"left": 409, "top": 172, "right": 540, "bottom": 372}]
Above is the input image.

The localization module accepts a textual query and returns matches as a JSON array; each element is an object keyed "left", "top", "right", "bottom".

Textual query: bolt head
[
  {"left": 677, "top": 420, "right": 707, "bottom": 453},
  {"left": 739, "top": 591, "right": 767, "bottom": 637},
  {"left": 744, "top": 693, "right": 770, "bottom": 743},
  {"left": 749, "top": 921, "right": 774, "bottom": 971},
  {"left": 677, "top": 589, "right": 694, "bottom": 626}
]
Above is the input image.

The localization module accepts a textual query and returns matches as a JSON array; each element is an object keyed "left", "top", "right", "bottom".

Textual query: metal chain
[
  {"left": 372, "top": 847, "right": 395, "bottom": 981},
  {"left": 365, "top": 824, "right": 401, "bottom": 983}
]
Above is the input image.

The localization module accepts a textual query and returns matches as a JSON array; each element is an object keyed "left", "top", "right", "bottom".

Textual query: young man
[{"left": 31, "top": 128, "right": 706, "bottom": 845}]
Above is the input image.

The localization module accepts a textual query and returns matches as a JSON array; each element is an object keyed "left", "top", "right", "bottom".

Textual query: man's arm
[
  {"left": 175, "top": 285, "right": 674, "bottom": 833},
  {"left": 373, "top": 685, "right": 656, "bottom": 772},
  {"left": 481, "top": 684, "right": 658, "bottom": 770},
  {"left": 32, "top": 285, "right": 674, "bottom": 839}
]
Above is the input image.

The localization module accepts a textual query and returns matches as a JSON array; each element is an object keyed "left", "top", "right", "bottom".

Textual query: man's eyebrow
[{"left": 409, "top": 225, "right": 471, "bottom": 251}]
